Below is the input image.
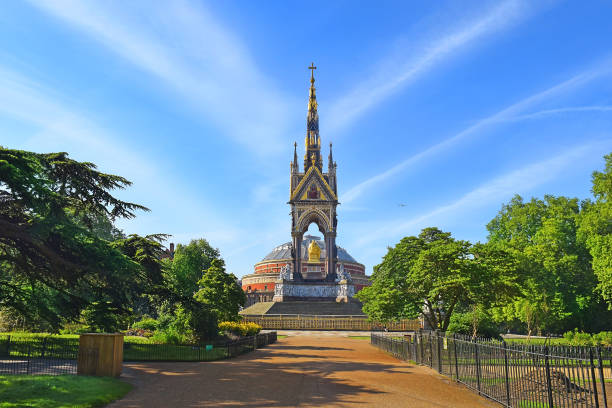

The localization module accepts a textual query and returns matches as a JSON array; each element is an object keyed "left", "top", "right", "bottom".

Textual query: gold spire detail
[
  {"left": 305, "top": 62, "right": 321, "bottom": 170},
  {"left": 307, "top": 62, "right": 318, "bottom": 121}
]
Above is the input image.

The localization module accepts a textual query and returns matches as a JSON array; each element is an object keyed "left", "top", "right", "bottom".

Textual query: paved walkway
[{"left": 109, "top": 336, "right": 496, "bottom": 408}]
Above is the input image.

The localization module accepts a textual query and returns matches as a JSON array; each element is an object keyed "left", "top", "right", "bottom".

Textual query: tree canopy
[
  {"left": 0, "top": 148, "right": 160, "bottom": 329},
  {"left": 578, "top": 153, "right": 612, "bottom": 303},
  {"left": 163, "top": 239, "right": 221, "bottom": 300},
  {"left": 356, "top": 227, "right": 518, "bottom": 331},
  {"left": 486, "top": 194, "right": 601, "bottom": 333},
  {"left": 194, "top": 259, "right": 245, "bottom": 322}
]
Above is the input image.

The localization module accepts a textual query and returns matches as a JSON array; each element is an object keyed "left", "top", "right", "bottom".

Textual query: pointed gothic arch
[{"left": 297, "top": 209, "right": 330, "bottom": 235}]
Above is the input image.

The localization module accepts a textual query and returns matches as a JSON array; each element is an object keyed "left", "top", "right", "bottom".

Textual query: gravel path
[{"left": 108, "top": 335, "right": 496, "bottom": 407}]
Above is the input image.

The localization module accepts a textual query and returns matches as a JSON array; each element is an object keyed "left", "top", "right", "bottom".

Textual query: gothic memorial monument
[{"left": 240, "top": 65, "right": 370, "bottom": 313}]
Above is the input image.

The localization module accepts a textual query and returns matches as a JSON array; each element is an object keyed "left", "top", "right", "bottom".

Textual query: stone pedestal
[{"left": 273, "top": 279, "right": 354, "bottom": 302}]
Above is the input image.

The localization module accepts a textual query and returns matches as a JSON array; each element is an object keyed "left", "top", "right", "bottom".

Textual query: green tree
[
  {"left": 357, "top": 228, "right": 517, "bottom": 331},
  {"left": 194, "top": 259, "right": 245, "bottom": 322},
  {"left": 578, "top": 153, "right": 612, "bottom": 305},
  {"left": 0, "top": 148, "right": 158, "bottom": 330},
  {"left": 487, "top": 194, "right": 602, "bottom": 334},
  {"left": 164, "top": 239, "right": 221, "bottom": 299}
]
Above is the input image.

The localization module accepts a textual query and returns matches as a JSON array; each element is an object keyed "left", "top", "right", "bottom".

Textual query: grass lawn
[
  {"left": 123, "top": 342, "right": 227, "bottom": 361},
  {"left": 0, "top": 375, "right": 131, "bottom": 408},
  {"left": 348, "top": 336, "right": 370, "bottom": 340}
]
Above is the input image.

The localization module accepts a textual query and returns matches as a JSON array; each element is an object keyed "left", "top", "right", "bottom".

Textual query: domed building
[{"left": 242, "top": 235, "right": 370, "bottom": 306}]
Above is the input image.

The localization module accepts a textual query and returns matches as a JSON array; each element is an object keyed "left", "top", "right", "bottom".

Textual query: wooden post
[{"left": 77, "top": 333, "right": 124, "bottom": 377}]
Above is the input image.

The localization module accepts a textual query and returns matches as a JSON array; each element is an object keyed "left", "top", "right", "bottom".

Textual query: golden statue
[{"left": 308, "top": 240, "right": 321, "bottom": 262}]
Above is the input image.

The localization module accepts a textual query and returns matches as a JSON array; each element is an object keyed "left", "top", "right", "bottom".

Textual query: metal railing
[
  {"left": 0, "top": 332, "right": 278, "bottom": 375},
  {"left": 0, "top": 335, "right": 79, "bottom": 375},
  {"left": 371, "top": 331, "right": 611, "bottom": 408},
  {"left": 242, "top": 314, "right": 421, "bottom": 331}
]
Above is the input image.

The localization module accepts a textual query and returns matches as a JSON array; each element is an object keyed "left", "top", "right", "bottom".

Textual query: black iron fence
[
  {"left": 372, "top": 331, "right": 611, "bottom": 408},
  {"left": 0, "top": 335, "right": 79, "bottom": 375},
  {"left": 0, "top": 332, "right": 277, "bottom": 375}
]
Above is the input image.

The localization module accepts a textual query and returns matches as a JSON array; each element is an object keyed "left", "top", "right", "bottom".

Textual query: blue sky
[{"left": 1, "top": 0, "right": 611, "bottom": 277}]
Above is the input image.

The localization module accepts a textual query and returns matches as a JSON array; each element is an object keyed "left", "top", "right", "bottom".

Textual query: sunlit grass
[{"left": 0, "top": 375, "right": 131, "bottom": 408}]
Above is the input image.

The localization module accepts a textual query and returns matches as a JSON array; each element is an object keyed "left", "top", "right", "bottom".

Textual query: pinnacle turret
[{"left": 291, "top": 142, "right": 299, "bottom": 173}]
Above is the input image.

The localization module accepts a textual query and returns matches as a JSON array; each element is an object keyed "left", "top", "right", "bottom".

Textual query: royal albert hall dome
[{"left": 241, "top": 235, "right": 370, "bottom": 305}]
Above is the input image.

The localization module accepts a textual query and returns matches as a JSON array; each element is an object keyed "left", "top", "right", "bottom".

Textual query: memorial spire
[{"left": 304, "top": 62, "right": 321, "bottom": 170}]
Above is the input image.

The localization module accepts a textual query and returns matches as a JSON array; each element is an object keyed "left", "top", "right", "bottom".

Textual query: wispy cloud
[
  {"left": 353, "top": 141, "right": 606, "bottom": 248},
  {"left": 26, "top": 0, "right": 294, "bottom": 156},
  {"left": 496, "top": 105, "right": 612, "bottom": 122},
  {"left": 326, "top": 0, "right": 534, "bottom": 134},
  {"left": 340, "top": 63, "right": 612, "bottom": 204},
  {"left": 0, "top": 66, "right": 248, "bottom": 260}
]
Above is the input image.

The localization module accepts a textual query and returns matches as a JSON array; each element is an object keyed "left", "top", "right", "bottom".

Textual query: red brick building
[{"left": 242, "top": 235, "right": 370, "bottom": 306}]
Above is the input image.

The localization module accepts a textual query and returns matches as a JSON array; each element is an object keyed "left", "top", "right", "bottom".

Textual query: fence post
[
  {"left": 502, "top": 340, "right": 511, "bottom": 407},
  {"left": 419, "top": 330, "right": 424, "bottom": 365},
  {"left": 429, "top": 331, "right": 433, "bottom": 368},
  {"left": 596, "top": 347, "right": 607, "bottom": 408},
  {"left": 41, "top": 337, "right": 47, "bottom": 359},
  {"left": 436, "top": 331, "right": 442, "bottom": 373},
  {"left": 26, "top": 342, "right": 31, "bottom": 375},
  {"left": 589, "top": 348, "right": 600, "bottom": 408},
  {"left": 447, "top": 334, "right": 451, "bottom": 377},
  {"left": 453, "top": 334, "right": 459, "bottom": 381},
  {"left": 474, "top": 338, "right": 481, "bottom": 395},
  {"left": 544, "top": 346, "right": 554, "bottom": 408}
]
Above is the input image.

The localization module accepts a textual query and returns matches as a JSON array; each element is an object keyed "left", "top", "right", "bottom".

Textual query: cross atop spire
[{"left": 308, "top": 62, "right": 316, "bottom": 84}]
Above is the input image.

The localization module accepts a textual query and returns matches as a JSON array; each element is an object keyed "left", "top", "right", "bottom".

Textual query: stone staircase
[{"left": 240, "top": 300, "right": 365, "bottom": 316}]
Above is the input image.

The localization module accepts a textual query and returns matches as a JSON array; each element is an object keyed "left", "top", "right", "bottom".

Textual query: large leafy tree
[
  {"left": 357, "top": 227, "right": 517, "bottom": 331},
  {"left": 164, "top": 239, "right": 221, "bottom": 300},
  {"left": 194, "top": 259, "right": 245, "bottom": 322},
  {"left": 155, "top": 239, "right": 228, "bottom": 340},
  {"left": 0, "top": 148, "right": 159, "bottom": 329},
  {"left": 487, "top": 194, "right": 602, "bottom": 333},
  {"left": 578, "top": 153, "right": 612, "bottom": 305}
]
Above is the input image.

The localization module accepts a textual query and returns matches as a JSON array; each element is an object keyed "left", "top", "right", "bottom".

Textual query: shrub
[
  {"left": 563, "top": 330, "right": 612, "bottom": 347},
  {"left": 132, "top": 318, "right": 158, "bottom": 331},
  {"left": 82, "top": 301, "right": 126, "bottom": 333},
  {"left": 593, "top": 331, "right": 612, "bottom": 347},
  {"left": 218, "top": 321, "right": 261, "bottom": 337},
  {"left": 60, "top": 322, "right": 90, "bottom": 335},
  {"left": 563, "top": 330, "right": 595, "bottom": 346},
  {"left": 150, "top": 327, "right": 190, "bottom": 344},
  {"left": 447, "top": 310, "right": 500, "bottom": 339},
  {"left": 124, "top": 328, "right": 153, "bottom": 338},
  {"left": 187, "top": 307, "right": 218, "bottom": 342}
]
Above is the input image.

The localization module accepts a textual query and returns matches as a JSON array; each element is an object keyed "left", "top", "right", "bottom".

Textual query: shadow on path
[
  {"left": 109, "top": 336, "right": 495, "bottom": 408},
  {"left": 270, "top": 345, "right": 349, "bottom": 351}
]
